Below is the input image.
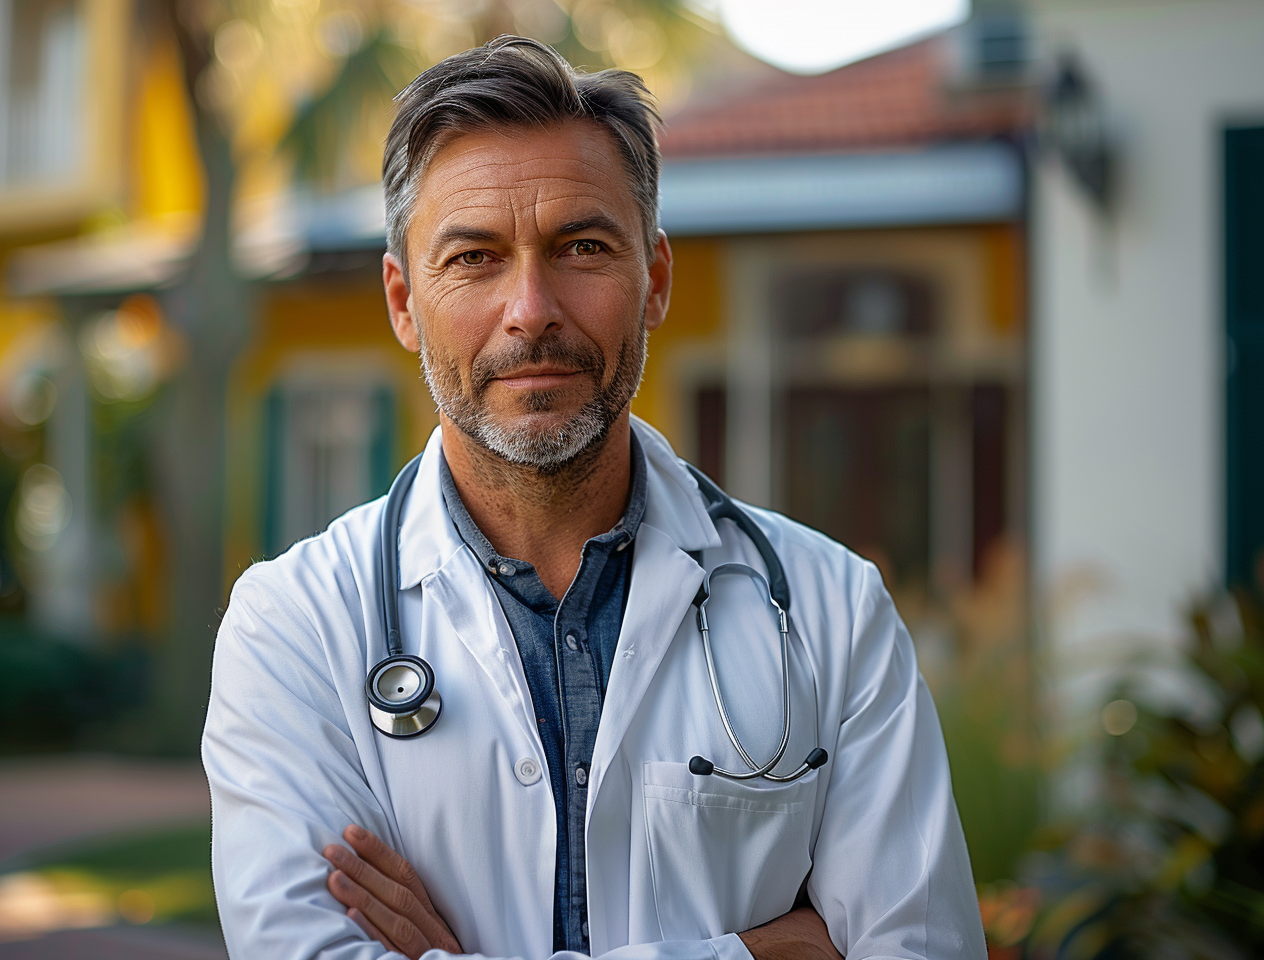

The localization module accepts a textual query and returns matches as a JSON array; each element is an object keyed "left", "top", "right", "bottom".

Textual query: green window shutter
[{"left": 1226, "top": 126, "right": 1264, "bottom": 588}]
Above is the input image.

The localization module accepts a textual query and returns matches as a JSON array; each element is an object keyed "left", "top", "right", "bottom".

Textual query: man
[{"left": 202, "top": 36, "right": 985, "bottom": 960}]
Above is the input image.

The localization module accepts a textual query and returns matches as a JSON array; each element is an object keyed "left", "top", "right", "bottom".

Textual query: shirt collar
[
  {"left": 397, "top": 418, "right": 718, "bottom": 591},
  {"left": 438, "top": 430, "right": 648, "bottom": 574}
]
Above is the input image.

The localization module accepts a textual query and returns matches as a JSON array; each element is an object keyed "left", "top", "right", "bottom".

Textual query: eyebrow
[
  {"left": 429, "top": 225, "right": 502, "bottom": 254},
  {"left": 554, "top": 214, "right": 632, "bottom": 245},
  {"left": 428, "top": 213, "right": 633, "bottom": 255}
]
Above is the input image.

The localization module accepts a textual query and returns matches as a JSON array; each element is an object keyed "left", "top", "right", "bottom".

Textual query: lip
[{"left": 493, "top": 367, "right": 584, "bottom": 390}]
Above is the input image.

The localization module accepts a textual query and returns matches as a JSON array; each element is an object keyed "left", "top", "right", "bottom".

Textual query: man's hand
[
  {"left": 323, "top": 824, "right": 462, "bottom": 958},
  {"left": 739, "top": 905, "right": 843, "bottom": 960},
  {"left": 326, "top": 826, "right": 840, "bottom": 960}
]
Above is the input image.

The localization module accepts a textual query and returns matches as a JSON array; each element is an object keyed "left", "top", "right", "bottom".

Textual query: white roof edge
[{"left": 657, "top": 142, "right": 1024, "bottom": 236}]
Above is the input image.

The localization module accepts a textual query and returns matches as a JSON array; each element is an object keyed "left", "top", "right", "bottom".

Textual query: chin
[{"left": 475, "top": 405, "right": 612, "bottom": 472}]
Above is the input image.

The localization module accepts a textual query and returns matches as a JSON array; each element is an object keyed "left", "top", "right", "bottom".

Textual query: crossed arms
[
  {"left": 205, "top": 560, "right": 984, "bottom": 959},
  {"left": 321, "top": 824, "right": 842, "bottom": 960}
]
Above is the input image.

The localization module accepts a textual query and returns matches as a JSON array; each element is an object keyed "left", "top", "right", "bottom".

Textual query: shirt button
[
  {"left": 514, "top": 757, "right": 541, "bottom": 786},
  {"left": 581, "top": 921, "right": 589, "bottom": 939},
  {"left": 497, "top": 563, "right": 515, "bottom": 576},
  {"left": 565, "top": 632, "right": 579, "bottom": 651},
  {"left": 575, "top": 765, "right": 588, "bottom": 786}
]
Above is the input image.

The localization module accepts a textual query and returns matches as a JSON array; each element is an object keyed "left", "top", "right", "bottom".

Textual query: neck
[{"left": 440, "top": 413, "right": 634, "bottom": 599}]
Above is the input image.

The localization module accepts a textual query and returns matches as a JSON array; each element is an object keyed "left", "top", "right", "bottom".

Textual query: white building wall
[{"left": 1028, "top": 0, "right": 1264, "bottom": 704}]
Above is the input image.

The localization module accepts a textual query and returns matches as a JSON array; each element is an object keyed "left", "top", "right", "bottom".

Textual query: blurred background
[{"left": 0, "top": 0, "right": 1261, "bottom": 957}]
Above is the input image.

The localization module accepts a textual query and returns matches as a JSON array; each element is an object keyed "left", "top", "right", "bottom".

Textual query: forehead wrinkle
[{"left": 415, "top": 130, "right": 641, "bottom": 254}]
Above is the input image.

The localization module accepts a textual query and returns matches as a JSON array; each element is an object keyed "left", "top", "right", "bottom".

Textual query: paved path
[
  {"left": 0, "top": 755, "right": 212, "bottom": 867},
  {"left": 0, "top": 925, "right": 228, "bottom": 959},
  {"left": 0, "top": 755, "right": 227, "bottom": 959}
]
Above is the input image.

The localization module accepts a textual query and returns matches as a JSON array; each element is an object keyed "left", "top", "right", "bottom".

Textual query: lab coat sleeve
[
  {"left": 204, "top": 567, "right": 753, "bottom": 960},
  {"left": 806, "top": 561, "right": 986, "bottom": 960},
  {"left": 416, "top": 937, "right": 753, "bottom": 960},
  {"left": 204, "top": 567, "right": 411, "bottom": 960}
]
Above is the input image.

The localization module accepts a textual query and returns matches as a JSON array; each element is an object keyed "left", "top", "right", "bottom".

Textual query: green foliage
[
  {"left": 1022, "top": 591, "right": 1264, "bottom": 960},
  {"left": 940, "top": 679, "right": 1044, "bottom": 885},
  {"left": 276, "top": 0, "right": 726, "bottom": 191},
  {"left": 282, "top": 27, "right": 420, "bottom": 187},
  {"left": 938, "top": 640, "right": 1044, "bottom": 885},
  {"left": 5, "top": 823, "right": 218, "bottom": 929},
  {"left": 0, "top": 620, "right": 149, "bottom": 753}
]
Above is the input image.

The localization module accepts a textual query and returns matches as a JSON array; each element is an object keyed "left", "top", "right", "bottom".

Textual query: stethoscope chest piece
[{"left": 366, "top": 654, "right": 442, "bottom": 738}]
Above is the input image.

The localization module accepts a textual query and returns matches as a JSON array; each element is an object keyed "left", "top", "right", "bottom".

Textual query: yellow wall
[
  {"left": 632, "top": 237, "right": 725, "bottom": 453},
  {"left": 131, "top": 31, "right": 204, "bottom": 225}
]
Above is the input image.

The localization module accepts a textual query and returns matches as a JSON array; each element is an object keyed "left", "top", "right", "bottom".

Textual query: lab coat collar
[{"left": 396, "top": 417, "right": 720, "bottom": 591}]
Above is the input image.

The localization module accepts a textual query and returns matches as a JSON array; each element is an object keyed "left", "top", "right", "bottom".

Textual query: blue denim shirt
[{"left": 439, "top": 436, "right": 647, "bottom": 954}]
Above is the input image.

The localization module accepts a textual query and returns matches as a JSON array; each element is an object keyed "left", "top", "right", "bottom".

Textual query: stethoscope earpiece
[{"left": 366, "top": 654, "right": 442, "bottom": 738}]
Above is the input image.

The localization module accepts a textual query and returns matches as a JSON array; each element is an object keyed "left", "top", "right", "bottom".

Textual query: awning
[{"left": 658, "top": 141, "right": 1024, "bottom": 235}]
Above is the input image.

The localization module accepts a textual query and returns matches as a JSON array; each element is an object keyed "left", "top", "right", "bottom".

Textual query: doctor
[{"left": 202, "top": 35, "right": 985, "bottom": 960}]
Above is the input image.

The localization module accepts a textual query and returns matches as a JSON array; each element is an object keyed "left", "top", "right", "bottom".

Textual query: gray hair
[{"left": 382, "top": 36, "right": 662, "bottom": 272}]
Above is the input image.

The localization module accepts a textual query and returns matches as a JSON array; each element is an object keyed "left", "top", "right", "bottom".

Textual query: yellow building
[
  {"left": 0, "top": 3, "right": 1030, "bottom": 750},
  {"left": 0, "top": 0, "right": 202, "bottom": 647},
  {"left": 218, "top": 33, "right": 1031, "bottom": 633}
]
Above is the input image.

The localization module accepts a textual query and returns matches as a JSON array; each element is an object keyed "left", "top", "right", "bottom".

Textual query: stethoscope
[
  {"left": 365, "top": 455, "right": 443, "bottom": 738},
  {"left": 366, "top": 455, "right": 828, "bottom": 784}
]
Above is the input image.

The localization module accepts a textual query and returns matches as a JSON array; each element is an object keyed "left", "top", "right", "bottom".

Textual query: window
[
  {"left": 783, "top": 386, "right": 931, "bottom": 585},
  {"left": 264, "top": 381, "right": 395, "bottom": 556},
  {"left": 0, "top": 0, "right": 85, "bottom": 188},
  {"left": 698, "top": 231, "right": 1025, "bottom": 605},
  {"left": 772, "top": 269, "right": 935, "bottom": 338}
]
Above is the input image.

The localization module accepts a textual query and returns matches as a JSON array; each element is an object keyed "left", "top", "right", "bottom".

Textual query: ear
[
  {"left": 383, "top": 253, "right": 420, "bottom": 352},
  {"left": 643, "top": 230, "right": 672, "bottom": 333}
]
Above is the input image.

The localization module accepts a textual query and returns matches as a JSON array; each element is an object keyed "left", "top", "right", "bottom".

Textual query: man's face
[{"left": 383, "top": 121, "right": 672, "bottom": 471}]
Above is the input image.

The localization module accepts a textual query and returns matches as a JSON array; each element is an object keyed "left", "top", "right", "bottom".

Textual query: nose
[{"left": 502, "top": 254, "right": 564, "bottom": 339}]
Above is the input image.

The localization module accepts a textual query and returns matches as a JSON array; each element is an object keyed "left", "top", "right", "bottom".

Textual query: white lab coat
[{"left": 203, "top": 419, "right": 985, "bottom": 960}]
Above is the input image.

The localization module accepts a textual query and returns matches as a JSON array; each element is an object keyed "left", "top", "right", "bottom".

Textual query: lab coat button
[{"left": 514, "top": 758, "right": 541, "bottom": 785}]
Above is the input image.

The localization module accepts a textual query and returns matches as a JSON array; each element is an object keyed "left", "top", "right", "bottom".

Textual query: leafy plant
[{"left": 1021, "top": 590, "right": 1264, "bottom": 960}]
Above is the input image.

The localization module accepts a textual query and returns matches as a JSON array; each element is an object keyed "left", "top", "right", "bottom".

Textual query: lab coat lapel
[
  {"left": 589, "top": 523, "right": 704, "bottom": 788},
  {"left": 425, "top": 552, "right": 541, "bottom": 748},
  {"left": 587, "top": 419, "right": 723, "bottom": 788},
  {"left": 395, "top": 428, "right": 540, "bottom": 749}
]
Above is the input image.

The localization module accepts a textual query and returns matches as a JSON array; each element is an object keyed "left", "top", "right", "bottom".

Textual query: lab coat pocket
[{"left": 641, "top": 760, "right": 815, "bottom": 941}]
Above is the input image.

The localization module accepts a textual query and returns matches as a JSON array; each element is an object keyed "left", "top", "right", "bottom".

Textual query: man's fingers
[
  {"left": 326, "top": 844, "right": 410, "bottom": 907},
  {"left": 344, "top": 826, "right": 435, "bottom": 904},
  {"left": 347, "top": 906, "right": 404, "bottom": 955},
  {"left": 327, "top": 869, "right": 431, "bottom": 959},
  {"left": 342, "top": 826, "right": 460, "bottom": 953}
]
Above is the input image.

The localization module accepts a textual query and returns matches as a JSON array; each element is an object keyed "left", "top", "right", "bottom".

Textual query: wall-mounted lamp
[{"left": 1044, "top": 54, "right": 1117, "bottom": 212}]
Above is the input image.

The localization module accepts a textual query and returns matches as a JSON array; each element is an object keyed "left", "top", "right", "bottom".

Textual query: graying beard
[{"left": 419, "top": 325, "right": 646, "bottom": 472}]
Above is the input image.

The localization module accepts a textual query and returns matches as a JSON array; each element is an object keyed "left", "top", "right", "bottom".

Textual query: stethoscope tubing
[
  {"left": 366, "top": 455, "right": 827, "bottom": 781},
  {"left": 684, "top": 465, "right": 828, "bottom": 784},
  {"left": 696, "top": 564, "right": 794, "bottom": 780}
]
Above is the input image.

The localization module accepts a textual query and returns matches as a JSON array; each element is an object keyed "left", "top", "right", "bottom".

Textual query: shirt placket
[{"left": 555, "top": 543, "right": 607, "bottom": 954}]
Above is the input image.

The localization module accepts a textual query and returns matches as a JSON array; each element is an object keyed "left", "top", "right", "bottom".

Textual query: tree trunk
[{"left": 148, "top": 0, "right": 252, "bottom": 753}]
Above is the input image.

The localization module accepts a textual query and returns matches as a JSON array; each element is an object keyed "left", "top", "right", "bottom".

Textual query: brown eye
[
  {"left": 573, "top": 240, "right": 600, "bottom": 256},
  {"left": 458, "top": 251, "right": 486, "bottom": 266}
]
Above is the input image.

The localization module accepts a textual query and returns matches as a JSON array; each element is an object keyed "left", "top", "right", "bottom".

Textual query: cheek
[
  {"left": 559, "top": 272, "right": 646, "bottom": 340},
  {"left": 418, "top": 285, "right": 497, "bottom": 364}
]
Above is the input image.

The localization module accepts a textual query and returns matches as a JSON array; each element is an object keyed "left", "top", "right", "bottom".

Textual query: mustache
[{"left": 470, "top": 337, "right": 604, "bottom": 393}]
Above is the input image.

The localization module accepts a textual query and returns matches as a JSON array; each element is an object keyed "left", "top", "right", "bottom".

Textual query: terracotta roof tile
[{"left": 659, "top": 35, "right": 1030, "bottom": 159}]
